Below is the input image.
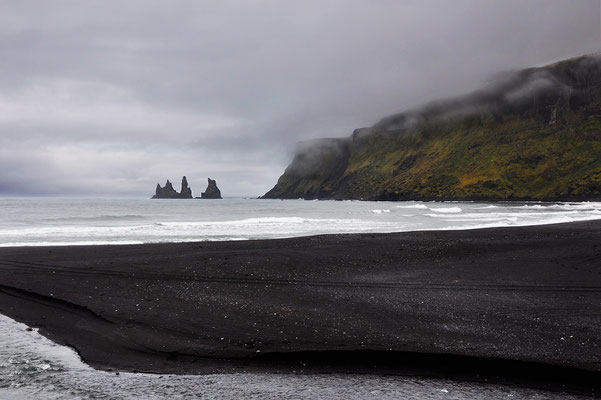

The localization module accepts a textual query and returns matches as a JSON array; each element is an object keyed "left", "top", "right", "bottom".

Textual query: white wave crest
[
  {"left": 395, "top": 204, "right": 428, "bottom": 209},
  {"left": 428, "top": 207, "right": 462, "bottom": 213}
]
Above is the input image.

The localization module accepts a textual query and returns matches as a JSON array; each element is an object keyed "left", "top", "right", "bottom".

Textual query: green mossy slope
[{"left": 264, "top": 54, "right": 601, "bottom": 201}]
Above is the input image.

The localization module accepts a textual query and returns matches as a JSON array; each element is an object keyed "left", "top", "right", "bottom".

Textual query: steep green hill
[{"left": 263, "top": 54, "right": 601, "bottom": 201}]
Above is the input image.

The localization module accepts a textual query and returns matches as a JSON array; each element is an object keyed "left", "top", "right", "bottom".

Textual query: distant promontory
[
  {"left": 151, "top": 176, "right": 222, "bottom": 199},
  {"left": 263, "top": 54, "right": 601, "bottom": 201}
]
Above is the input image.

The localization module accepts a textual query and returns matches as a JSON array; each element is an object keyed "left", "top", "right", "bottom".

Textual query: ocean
[
  {"left": 1, "top": 197, "right": 600, "bottom": 399},
  {"left": 0, "top": 197, "right": 600, "bottom": 247}
]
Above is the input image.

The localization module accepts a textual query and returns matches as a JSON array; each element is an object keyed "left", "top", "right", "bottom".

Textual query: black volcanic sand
[{"left": 1, "top": 221, "right": 601, "bottom": 394}]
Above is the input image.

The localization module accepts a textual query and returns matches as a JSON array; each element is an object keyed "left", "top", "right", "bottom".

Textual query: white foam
[
  {"left": 0, "top": 240, "right": 144, "bottom": 247},
  {"left": 437, "top": 215, "right": 579, "bottom": 231},
  {"left": 428, "top": 207, "right": 462, "bottom": 213},
  {"left": 553, "top": 202, "right": 601, "bottom": 210},
  {"left": 395, "top": 204, "right": 428, "bottom": 209}
]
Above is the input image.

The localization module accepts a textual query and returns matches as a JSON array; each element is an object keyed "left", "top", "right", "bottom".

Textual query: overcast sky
[{"left": 0, "top": 0, "right": 599, "bottom": 197}]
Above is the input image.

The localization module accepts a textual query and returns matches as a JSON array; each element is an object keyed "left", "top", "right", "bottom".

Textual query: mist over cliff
[{"left": 263, "top": 54, "right": 601, "bottom": 201}]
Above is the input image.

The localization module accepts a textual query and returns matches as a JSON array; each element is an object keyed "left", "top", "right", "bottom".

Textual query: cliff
[
  {"left": 263, "top": 54, "right": 601, "bottom": 201},
  {"left": 200, "top": 178, "right": 222, "bottom": 199},
  {"left": 152, "top": 176, "right": 193, "bottom": 199}
]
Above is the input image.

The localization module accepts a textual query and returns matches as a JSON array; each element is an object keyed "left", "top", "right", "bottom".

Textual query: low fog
[{"left": 0, "top": 0, "right": 598, "bottom": 197}]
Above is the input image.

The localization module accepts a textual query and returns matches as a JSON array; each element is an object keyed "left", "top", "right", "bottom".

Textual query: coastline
[
  {"left": 1, "top": 220, "right": 600, "bottom": 394},
  {"left": 262, "top": 194, "right": 601, "bottom": 202}
]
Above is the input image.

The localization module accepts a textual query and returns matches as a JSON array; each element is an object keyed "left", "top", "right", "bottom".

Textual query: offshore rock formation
[
  {"left": 263, "top": 54, "right": 601, "bottom": 201},
  {"left": 200, "top": 178, "right": 222, "bottom": 199},
  {"left": 152, "top": 176, "right": 193, "bottom": 199}
]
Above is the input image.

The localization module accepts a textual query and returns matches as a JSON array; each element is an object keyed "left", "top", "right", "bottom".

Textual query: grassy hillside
[{"left": 263, "top": 54, "right": 601, "bottom": 201}]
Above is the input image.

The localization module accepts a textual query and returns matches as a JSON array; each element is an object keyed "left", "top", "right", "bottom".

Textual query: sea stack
[
  {"left": 179, "top": 176, "right": 192, "bottom": 198},
  {"left": 200, "top": 178, "right": 222, "bottom": 199},
  {"left": 152, "top": 176, "right": 193, "bottom": 199}
]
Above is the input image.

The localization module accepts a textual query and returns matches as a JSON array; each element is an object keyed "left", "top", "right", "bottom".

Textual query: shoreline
[
  {"left": 262, "top": 194, "right": 601, "bottom": 202},
  {"left": 3, "top": 216, "right": 601, "bottom": 249},
  {"left": 1, "top": 220, "right": 600, "bottom": 394}
]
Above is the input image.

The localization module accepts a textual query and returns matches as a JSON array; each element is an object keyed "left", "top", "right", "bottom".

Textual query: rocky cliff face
[
  {"left": 152, "top": 176, "right": 193, "bottom": 199},
  {"left": 263, "top": 54, "right": 601, "bottom": 201},
  {"left": 200, "top": 178, "right": 222, "bottom": 199}
]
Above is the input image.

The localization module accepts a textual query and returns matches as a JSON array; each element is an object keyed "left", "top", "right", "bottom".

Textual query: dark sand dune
[{"left": 1, "top": 220, "right": 600, "bottom": 394}]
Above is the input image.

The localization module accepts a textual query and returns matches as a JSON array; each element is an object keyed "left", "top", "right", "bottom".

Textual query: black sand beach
[{"left": 1, "top": 221, "right": 600, "bottom": 394}]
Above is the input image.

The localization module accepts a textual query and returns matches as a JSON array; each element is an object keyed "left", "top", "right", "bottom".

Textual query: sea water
[
  {"left": 1, "top": 197, "right": 600, "bottom": 399},
  {"left": 0, "top": 197, "right": 600, "bottom": 247}
]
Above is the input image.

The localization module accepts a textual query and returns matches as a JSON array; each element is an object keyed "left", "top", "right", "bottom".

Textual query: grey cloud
[
  {"left": 0, "top": 0, "right": 598, "bottom": 197},
  {"left": 503, "top": 72, "right": 557, "bottom": 104}
]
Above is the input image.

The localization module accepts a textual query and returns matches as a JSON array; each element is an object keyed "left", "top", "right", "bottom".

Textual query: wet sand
[{"left": 0, "top": 220, "right": 600, "bottom": 394}]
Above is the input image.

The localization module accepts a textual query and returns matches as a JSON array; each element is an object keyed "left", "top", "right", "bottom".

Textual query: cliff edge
[{"left": 263, "top": 54, "right": 601, "bottom": 201}]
